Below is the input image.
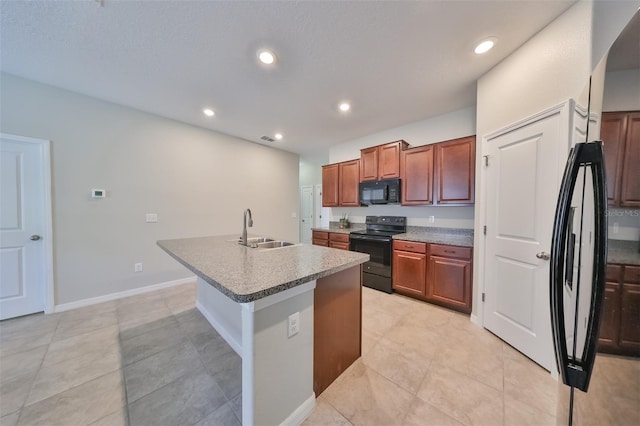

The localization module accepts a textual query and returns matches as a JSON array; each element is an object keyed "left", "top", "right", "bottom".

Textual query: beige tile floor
[{"left": 1, "top": 281, "right": 560, "bottom": 426}]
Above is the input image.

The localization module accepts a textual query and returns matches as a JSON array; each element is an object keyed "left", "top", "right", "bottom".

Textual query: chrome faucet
[{"left": 241, "top": 208, "right": 253, "bottom": 246}]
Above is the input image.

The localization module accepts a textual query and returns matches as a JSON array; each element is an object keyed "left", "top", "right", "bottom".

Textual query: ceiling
[{"left": 0, "top": 0, "right": 583, "bottom": 158}]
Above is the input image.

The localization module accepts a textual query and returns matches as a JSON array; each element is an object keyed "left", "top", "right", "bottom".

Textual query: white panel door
[
  {"left": 314, "top": 184, "right": 329, "bottom": 228},
  {"left": 483, "top": 104, "right": 570, "bottom": 371},
  {"left": 300, "top": 185, "right": 313, "bottom": 243},
  {"left": 0, "top": 136, "right": 47, "bottom": 319}
]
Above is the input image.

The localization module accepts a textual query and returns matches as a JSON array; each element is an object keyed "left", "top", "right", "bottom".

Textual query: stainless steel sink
[
  {"left": 246, "top": 237, "right": 274, "bottom": 244},
  {"left": 255, "top": 241, "right": 294, "bottom": 249}
]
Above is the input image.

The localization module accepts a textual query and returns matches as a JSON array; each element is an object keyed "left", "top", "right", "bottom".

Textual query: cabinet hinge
[
  {"left": 483, "top": 225, "right": 487, "bottom": 235},
  {"left": 482, "top": 293, "right": 485, "bottom": 302}
]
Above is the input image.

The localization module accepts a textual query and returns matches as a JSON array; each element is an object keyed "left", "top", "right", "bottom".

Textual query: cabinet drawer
[
  {"left": 313, "top": 239, "right": 329, "bottom": 247},
  {"left": 329, "top": 233, "right": 350, "bottom": 243},
  {"left": 624, "top": 266, "right": 640, "bottom": 284},
  {"left": 393, "top": 240, "right": 427, "bottom": 254},
  {"left": 429, "top": 244, "right": 472, "bottom": 260},
  {"left": 607, "top": 264, "right": 622, "bottom": 282},
  {"left": 312, "top": 231, "right": 329, "bottom": 240}
]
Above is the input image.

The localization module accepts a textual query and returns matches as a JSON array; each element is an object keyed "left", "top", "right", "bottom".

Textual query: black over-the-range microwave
[{"left": 359, "top": 178, "right": 401, "bottom": 205}]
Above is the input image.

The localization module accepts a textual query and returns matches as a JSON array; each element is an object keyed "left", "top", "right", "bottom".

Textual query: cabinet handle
[
  {"left": 444, "top": 250, "right": 455, "bottom": 254},
  {"left": 405, "top": 245, "right": 414, "bottom": 248}
]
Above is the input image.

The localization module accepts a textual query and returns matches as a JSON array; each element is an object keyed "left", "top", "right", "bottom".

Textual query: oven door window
[{"left": 351, "top": 239, "right": 390, "bottom": 266}]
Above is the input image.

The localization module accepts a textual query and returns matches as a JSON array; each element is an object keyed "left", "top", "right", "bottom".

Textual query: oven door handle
[{"left": 349, "top": 234, "right": 392, "bottom": 243}]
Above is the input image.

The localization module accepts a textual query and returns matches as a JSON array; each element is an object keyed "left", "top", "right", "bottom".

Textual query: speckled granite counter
[
  {"left": 157, "top": 234, "right": 369, "bottom": 303},
  {"left": 393, "top": 226, "right": 474, "bottom": 248},
  {"left": 311, "top": 223, "right": 365, "bottom": 235},
  {"left": 608, "top": 239, "right": 640, "bottom": 266}
]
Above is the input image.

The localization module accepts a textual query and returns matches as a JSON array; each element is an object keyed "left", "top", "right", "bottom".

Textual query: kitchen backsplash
[
  {"left": 607, "top": 208, "right": 640, "bottom": 241},
  {"left": 330, "top": 205, "right": 474, "bottom": 229}
]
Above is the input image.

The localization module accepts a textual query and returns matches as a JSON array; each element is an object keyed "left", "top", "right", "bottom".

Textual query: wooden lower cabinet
[
  {"left": 312, "top": 230, "right": 350, "bottom": 250},
  {"left": 393, "top": 240, "right": 472, "bottom": 314},
  {"left": 599, "top": 264, "right": 640, "bottom": 356},
  {"left": 329, "top": 233, "right": 350, "bottom": 250},
  {"left": 392, "top": 241, "right": 427, "bottom": 297}
]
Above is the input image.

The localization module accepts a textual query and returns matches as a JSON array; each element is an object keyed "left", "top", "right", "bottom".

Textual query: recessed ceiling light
[
  {"left": 474, "top": 38, "right": 496, "bottom": 54},
  {"left": 339, "top": 102, "right": 351, "bottom": 112},
  {"left": 203, "top": 108, "right": 215, "bottom": 117},
  {"left": 258, "top": 49, "right": 277, "bottom": 65}
]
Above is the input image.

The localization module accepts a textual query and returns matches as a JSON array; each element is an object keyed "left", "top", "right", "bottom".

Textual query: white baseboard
[
  {"left": 53, "top": 276, "right": 196, "bottom": 313},
  {"left": 281, "top": 393, "right": 316, "bottom": 426},
  {"left": 470, "top": 313, "right": 480, "bottom": 326},
  {"left": 196, "top": 299, "right": 242, "bottom": 355}
]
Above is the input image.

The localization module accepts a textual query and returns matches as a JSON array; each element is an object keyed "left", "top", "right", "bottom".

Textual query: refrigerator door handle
[{"left": 550, "top": 141, "right": 608, "bottom": 393}]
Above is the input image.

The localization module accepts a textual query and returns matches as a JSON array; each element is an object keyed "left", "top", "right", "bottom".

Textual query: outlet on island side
[
  {"left": 134, "top": 262, "right": 143, "bottom": 273},
  {"left": 288, "top": 311, "right": 300, "bottom": 338}
]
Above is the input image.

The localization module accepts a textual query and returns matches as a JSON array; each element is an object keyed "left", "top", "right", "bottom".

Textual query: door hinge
[
  {"left": 482, "top": 292, "right": 485, "bottom": 302},
  {"left": 483, "top": 155, "right": 490, "bottom": 167},
  {"left": 483, "top": 225, "right": 487, "bottom": 235}
]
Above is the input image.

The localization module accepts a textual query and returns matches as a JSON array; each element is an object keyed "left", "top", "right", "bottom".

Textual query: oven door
[{"left": 349, "top": 234, "right": 392, "bottom": 277}]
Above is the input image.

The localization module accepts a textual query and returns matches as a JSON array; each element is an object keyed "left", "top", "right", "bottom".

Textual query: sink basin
[
  {"left": 231, "top": 237, "right": 275, "bottom": 245},
  {"left": 255, "top": 241, "right": 294, "bottom": 249}
]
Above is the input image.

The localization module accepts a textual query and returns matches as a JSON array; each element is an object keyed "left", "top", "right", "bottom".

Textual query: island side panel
[
  {"left": 243, "top": 286, "right": 316, "bottom": 426},
  {"left": 313, "top": 265, "right": 362, "bottom": 395},
  {"left": 196, "top": 277, "right": 242, "bottom": 354}
]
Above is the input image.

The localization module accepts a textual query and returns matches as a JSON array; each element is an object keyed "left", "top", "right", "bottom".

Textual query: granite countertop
[
  {"left": 608, "top": 239, "right": 640, "bottom": 266},
  {"left": 393, "top": 226, "right": 474, "bottom": 248},
  {"left": 157, "top": 235, "right": 369, "bottom": 303},
  {"left": 311, "top": 223, "right": 365, "bottom": 235}
]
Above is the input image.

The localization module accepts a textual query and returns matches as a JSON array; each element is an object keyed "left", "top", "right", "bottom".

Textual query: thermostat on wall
[{"left": 91, "top": 189, "right": 106, "bottom": 198}]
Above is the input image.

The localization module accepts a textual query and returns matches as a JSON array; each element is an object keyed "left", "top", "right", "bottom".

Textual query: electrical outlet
[
  {"left": 134, "top": 262, "right": 143, "bottom": 272},
  {"left": 146, "top": 213, "right": 158, "bottom": 223},
  {"left": 291, "top": 212, "right": 297, "bottom": 218},
  {"left": 288, "top": 311, "right": 300, "bottom": 338},
  {"left": 613, "top": 222, "right": 619, "bottom": 234},
  {"left": 428, "top": 216, "right": 435, "bottom": 224}
]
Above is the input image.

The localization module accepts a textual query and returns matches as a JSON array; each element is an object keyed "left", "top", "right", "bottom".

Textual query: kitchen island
[{"left": 157, "top": 235, "right": 368, "bottom": 426}]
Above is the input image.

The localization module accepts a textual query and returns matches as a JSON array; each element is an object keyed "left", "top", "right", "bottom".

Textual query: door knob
[
  {"left": 30, "top": 235, "right": 42, "bottom": 241},
  {"left": 536, "top": 252, "right": 550, "bottom": 260}
]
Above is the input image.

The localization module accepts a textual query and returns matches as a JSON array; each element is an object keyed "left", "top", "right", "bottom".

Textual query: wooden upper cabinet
[
  {"left": 322, "top": 164, "right": 340, "bottom": 207},
  {"left": 601, "top": 111, "right": 640, "bottom": 207},
  {"left": 360, "top": 140, "right": 408, "bottom": 182},
  {"left": 435, "top": 136, "right": 476, "bottom": 204},
  {"left": 601, "top": 112, "right": 628, "bottom": 206},
  {"left": 339, "top": 159, "right": 360, "bottom": 206},
  {"left": 401, "top": 144, "right": 434, "bottom": 205},
  {"left": 620, "top": 113, "right": 640, "bottom": 207}
]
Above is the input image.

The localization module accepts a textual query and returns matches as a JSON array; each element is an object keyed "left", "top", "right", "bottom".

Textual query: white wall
[
  {"left": 603, "top": 69, "right": 640, "bottom": 112},
  {"left": 327, "top": 106, "right": 476, "bottom": 228},
  {"left": 0, "top": 73, "right": 300, "bottom": 306}
]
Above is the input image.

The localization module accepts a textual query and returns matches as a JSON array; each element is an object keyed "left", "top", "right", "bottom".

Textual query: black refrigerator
[{"left": 550, "top": 141, "right": 639, "bottom": 425}]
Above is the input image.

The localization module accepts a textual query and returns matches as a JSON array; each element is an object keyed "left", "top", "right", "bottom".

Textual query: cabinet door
[
  {"left": 426, "top": 255, "right": 471, "bottom": 313},
  {"left": 598, "top": 282, "right": 621, "bottom": 351},
  {"left": 322, "top": 164, "right": 339, "bottom": 207},
  {"left": 392, "top": 250, "right": 426, "bottom": 296},
  {"left": 379, "top": 141, "right": 403, "bottom": 179},
  {"left": 401, "top": 145, "right": 433, "bottom": 205},
  {"left": 360, "top": 147, "right": 378, "bottom": 182},
  {"left": 619, "top": 283, "right": 640, "bottom": 353},
  {"left": 435, "top": 136, "right": 475, "bottom": 204},
  {"left": 339, "top": 160, "right": 360, "bottom": 206},
  {"left": 601, "top": 112, "right": 628, "bottom": 206},
  {"left": 620, "top": 112, "right": 640, "bottom": 207}
]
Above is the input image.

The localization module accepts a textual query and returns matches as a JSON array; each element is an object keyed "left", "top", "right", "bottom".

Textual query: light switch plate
[{"left": 146, "top": 213, "right": 158, "bottom": 223}]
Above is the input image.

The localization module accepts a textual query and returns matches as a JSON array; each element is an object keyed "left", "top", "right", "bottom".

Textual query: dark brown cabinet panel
[
  {"left": 321, "top": 164, "right": 339, "bottom": 207},
  {"left": 601, "top": 113, "right": 628, "bottom": 205},
  {"left": 426, "top": 245, "right": 472, "bottom": 314},
  {"left": 360, "top": 141, "right": 408, "bottom": 182},
  {"left": 599, "top": 264, "right": 640, "bottom": 356},
  {"left": 314, "top": 265, "right": 361, "bottom": 396},
  {"left": 339, "top": 160, "right": 360, "bottom": 206},
  {"left": 620, "top": 113, "right": 640, "bottom": 207},
  {"left": 401, "top": 144, "right": 434, "bottom": 205},
  {"left": 435, "top": 136, "right": 476, "bottom": 204},
  {"left": 601, "top": 111, "right": 640, "bottom": 207},
  {"left": 392, "top": 241, "right": 426, "bottom": 297}
]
